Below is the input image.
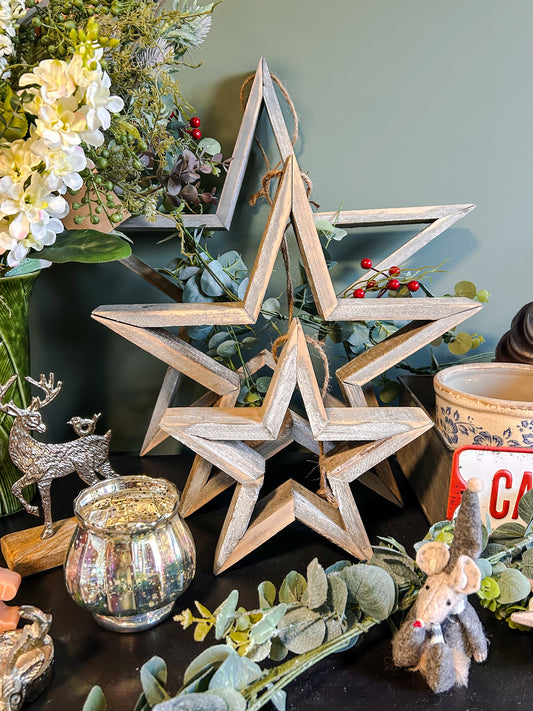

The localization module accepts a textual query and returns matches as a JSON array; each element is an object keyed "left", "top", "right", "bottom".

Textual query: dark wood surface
[{"left": 2, "top": 452, "right": 532, "bottom": 711}]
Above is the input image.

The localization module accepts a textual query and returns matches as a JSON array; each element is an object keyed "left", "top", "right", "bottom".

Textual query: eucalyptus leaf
[
  {"left": 279, "top": 571, "right": 307, "bottom": 604},
  {"left": 376, "top": 536, "right": 408, "bottom": 555},
  {"left": 270, "top": 689, "right": 287, "bottom": 711},
  {"left": 201, "top": 260, "right": 232, "bottom": 297},
  {"left": 277, "top": 606, "right": 326, "bottom": 654},
  {"left": 183, "top": 276, "right": 214, "bottom": 304},
  {"left": 217, "top": 340, "right": 238, "bottom": 357},
  {"left": 269, "top": 637, "right": 288, "bottom": 662},
  {"left": 314, "top": 219, "right": 335, "bottom": 237},
  {"left": 247, "top": 640, "right": 271, "bottom": 662},
  {"left": 448, "top": 332, "right": 473, "bottom": 356},
  {"left": 262, "top": 297, "right": 281, "bottom": 320},
  {"left": 304, "top": 558, "right": 328, "bottom": 609},
  {"left": 255, "top": 377, "right": 271, "bottom": 394},
  {"left": 219, "top": 251, "right": 247, "bottom": 278},
  {"left": 184, "top": 646, "right": 233, "bottom": 686},
  {"left": 476, "top": 558, "right": 493, "bottom": 579},
  {"left": 330, "top": 227, "right": 348, "bottom": 241},
  {"left": 186, "top": 325, "right": 214, "bottom": 341},
  {"left": 518, "top": 489, "right": 533, "bottom": 524},
  {"left": 340, "top": 564, "right": 395, "bottom": 620},
  {"left": 249, "top": 604, "right": 287, "bottom": 645},
  {"left": 454, "top": 281, "right": 477, "bottom": 299},
  {"left": 257, "top": 580, "right": 276, "bottom": 609},
  {"left": 38, "top": 229, "right": 131, "bottom": 263},
  {"left": 497, "top": 567, "right": 531, "bottom": 604},
  {"left": 209, "top": 687, "right": 246, "bottom": 711},
  {"left": 241, "top": 336, "right": 258, "bottom": 349},
  {"left": 214, "top": 590, "right": 239, "bottom": 639},
  {"left": 237, "top": 277, "right": 249, "bottom": 300},
  {"left": 198, "top": 137, "right": 222, "bottom": 156},
  {"left": 180, "top": 266, "right": 201, "bottom": 280},
  {"left": 325, "top": 560, "right": 351, "bottom": 575},
  {"left": 140, "top": 656, "right": 170, "bottom": 706},
  {"left": 208, "top": 649, "right": 261, "bottom": 690},
  {"left": 83, "top": 686, "right": 106, "bottom": 711},
  {"left": 326, "top": 575, "right": 348, "bottom": 618},
  {"left": 152, "top": 693, "right": 227, "bottom": 711},
  {"left": 324, "top": 616, "right": 344, "bottom": 642},
  {"left": 208, "top": 331, "right": 232, "bottom": 350}
]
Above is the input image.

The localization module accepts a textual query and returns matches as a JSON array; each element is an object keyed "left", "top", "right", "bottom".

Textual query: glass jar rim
[{"left": 73, "top": 474, "right": 181, "bottom": 535}]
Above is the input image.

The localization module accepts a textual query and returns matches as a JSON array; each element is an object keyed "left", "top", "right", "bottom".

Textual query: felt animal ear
[
  {"left": 451, "top": 554, "right": 481, "bottom": 595},
  {"left": 415, "top": 541, "right": 450, "bottom": 575}
]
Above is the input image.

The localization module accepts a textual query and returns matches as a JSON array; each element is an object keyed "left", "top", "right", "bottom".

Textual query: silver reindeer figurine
[{"left": 0, "top": 373, "right": 119, "bottom": 539}]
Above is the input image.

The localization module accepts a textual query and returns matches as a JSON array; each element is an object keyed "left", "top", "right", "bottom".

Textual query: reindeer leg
[
  {"left": 95, "top": 460, "right": 120, "bottom": 479},
  {"left": 76, "top": 468, "right": 99, "bottom": 487},
  {"left": 11, "top": 477, "right": 39, "bottom": 517},
  {"left": 37, "top": 480, "right": 54, "bottom": 539}
]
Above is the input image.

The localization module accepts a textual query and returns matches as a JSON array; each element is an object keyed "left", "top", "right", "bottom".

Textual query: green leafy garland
[{"left": 83, "top": 489, "right": 533, "bottom": 711}]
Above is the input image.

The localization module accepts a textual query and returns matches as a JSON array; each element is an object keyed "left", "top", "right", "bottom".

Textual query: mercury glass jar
[{"left": 64, "top": 475, "right": 195, "bottom": 632}]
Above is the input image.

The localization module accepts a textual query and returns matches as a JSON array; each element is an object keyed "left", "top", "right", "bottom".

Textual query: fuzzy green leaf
[
  {"left": 304, "top": 558, "right": 328, "bottom": 609},
  {"left": 184, "top": 645, "right": 233, "bottom": 687},
  {"left": 38, "top": 230, "right": 131, "bottom": 263},
  {"left": 257, "top": 580, "right": 276, "bottom": 609},
  {"left": 208, "top": 649, "right": 261, "bottom": 690},
  {"left": 518, "top": 489, "right": 533, "bottom": 524},
  {"left": 340, "top": 564, "right": 395, "bottom": 620},
  {"left": 83, "top": 686, "right": 107, "bottom": 711},
  {"left": 497, "top": 568, "right": 531, "bottom": 604},
  {"left": 279, "top": 571, "right": 307, "bottom": 604},
  {"left": 140, "top": 657, "right": 170, "bottom": 706},
  {"left": 491, "top": 522, "right": 527, "bottom": 541},
  {"left": 214, "top": 590, "right": 238, "bottom": 639},
  {"left": 277, "top": 606, "right": 326, "bottom": 654},
  {"left": 326, "top": 575, "right": 348, "bottom": 618},
  {"left": 249, "top": 604, "right": 287, "bottom": 645},
  {"left": 521, "top": 548, "right": 533, "bottom": 579},
  {"left": 152, "top": 693, "right": 227, "bottom": 710}
]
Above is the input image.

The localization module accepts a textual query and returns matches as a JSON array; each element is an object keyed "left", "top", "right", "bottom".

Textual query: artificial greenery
[{"left": 84, "top": 496, "right": 533, "bottom": 710}]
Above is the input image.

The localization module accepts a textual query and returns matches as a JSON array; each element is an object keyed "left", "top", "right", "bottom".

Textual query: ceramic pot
[
  {"left": 64, "top": 475, "right": 196, "bottom": 632},
  {"left": 434, "top": 362, "right": 533, "bottom": 450},
  {"left": 0, "top": 271, "right": 38, "bottom": 515}
]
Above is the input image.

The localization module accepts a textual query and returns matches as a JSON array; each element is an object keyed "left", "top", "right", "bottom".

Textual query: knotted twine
[{"left": 240, "top": 74, "right": 337, "bottom": 507}]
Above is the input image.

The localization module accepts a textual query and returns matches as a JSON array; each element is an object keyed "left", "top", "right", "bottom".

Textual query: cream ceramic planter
[{"left": 434, "top": 363, "right": 533, "bottom": 450}]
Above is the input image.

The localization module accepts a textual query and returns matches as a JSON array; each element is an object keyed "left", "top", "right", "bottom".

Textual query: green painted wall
[{"left": 29, "top": 1, "right": 532, "bottom": 451}]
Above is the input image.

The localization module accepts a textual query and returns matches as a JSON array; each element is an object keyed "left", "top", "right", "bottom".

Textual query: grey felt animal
[{"left": 392, "top": 478, "right": 488, "bottom": 693}]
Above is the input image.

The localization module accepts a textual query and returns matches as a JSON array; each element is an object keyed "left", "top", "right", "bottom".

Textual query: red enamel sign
[{"left": 448, "top": 445, "right": 533, "bottom": 525}]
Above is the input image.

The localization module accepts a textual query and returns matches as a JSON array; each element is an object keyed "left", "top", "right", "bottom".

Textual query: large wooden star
[
  {"left": 158, "top": 319, "right": 432, "bottom": 573},
  {"left": 92, "top": 58, "right": 482, "bottom": 571}
]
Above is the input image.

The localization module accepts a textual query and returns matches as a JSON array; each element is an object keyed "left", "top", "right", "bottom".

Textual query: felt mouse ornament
[{"left": 392, "top": 478, "right": 488, "bottom": 693}]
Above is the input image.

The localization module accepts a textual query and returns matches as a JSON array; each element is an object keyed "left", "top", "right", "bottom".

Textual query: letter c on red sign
[{"left": 490, "top": 469, "right": 513, "bottom": 519}]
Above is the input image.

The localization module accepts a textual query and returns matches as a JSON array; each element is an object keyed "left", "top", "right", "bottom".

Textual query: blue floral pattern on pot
[{"left": 436, "top": 406, "right": 531, "bottom": 448}]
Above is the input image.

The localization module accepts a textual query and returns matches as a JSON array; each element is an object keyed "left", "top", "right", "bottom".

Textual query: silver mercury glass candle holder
[{"left": 64, "top": 475, "right": 196, "bottom": 632}]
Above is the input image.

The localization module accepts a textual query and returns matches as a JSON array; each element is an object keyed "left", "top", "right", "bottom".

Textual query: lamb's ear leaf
[{"left": 415, "top": 541, "right": 450, "bottom": 575}]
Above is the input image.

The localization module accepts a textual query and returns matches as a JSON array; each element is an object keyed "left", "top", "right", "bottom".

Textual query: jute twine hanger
[{"left": 240, "top": 73, "right": 337, "bottom": 508}]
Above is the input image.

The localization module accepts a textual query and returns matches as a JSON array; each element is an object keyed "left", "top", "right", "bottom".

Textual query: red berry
[
  {"left": 190, "top": 116, "right": 201, "bottom": 128},
  {"left": 388, "top": 266, "right": 401, "bottom": 276},
  {"left": 360, "top": 258, "right": 373, "bottom": 270},
  {"left": 407, "top": 280, "right": 420, "bottom": 292},
  {"left": 387, "top": 279, "right": 400, "bottom": 291},
  {"left": 191, "top": 129, "right": 202, "bottom": 140},
  {"left": 353, "top": 288, "right": 366, "bottom": 299},
  {"left": 366, "top": 279, "right": 377, "bottom": 289}
]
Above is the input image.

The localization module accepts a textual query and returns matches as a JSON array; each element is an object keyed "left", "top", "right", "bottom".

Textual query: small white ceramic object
[{"left": 434, "top": 363, "right": 533, "bottom": 450}]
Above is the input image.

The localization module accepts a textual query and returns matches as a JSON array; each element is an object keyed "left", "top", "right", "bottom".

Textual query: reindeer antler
[
  {"left": 0, "top": 375, "right": 24, "bottom": 416},
  {"left": 27, "top": 373, "right": 62, "bottom": 411}
]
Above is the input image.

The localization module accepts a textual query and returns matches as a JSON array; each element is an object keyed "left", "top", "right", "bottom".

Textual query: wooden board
[
  {"left": 1, "top": 517, "right": 77, "bottom": 576},
  {"left": 395, "top": 375, "right": 454, "bottom": 523}
]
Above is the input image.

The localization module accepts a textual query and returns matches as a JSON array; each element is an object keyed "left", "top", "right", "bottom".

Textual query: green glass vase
[{"left": 0, "top": 271, "right": 38, "bottom": 515}]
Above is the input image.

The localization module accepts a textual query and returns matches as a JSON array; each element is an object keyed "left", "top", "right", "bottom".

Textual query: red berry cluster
[
  {"left": 188, "top": 117, "right": 202, "bottom": 141},
  {"left": 352, "top": 258, "right": 420, "bottom": 298}
]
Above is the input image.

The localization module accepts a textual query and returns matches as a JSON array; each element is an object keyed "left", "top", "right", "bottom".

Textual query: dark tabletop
[{"left": 2, "top": 452, "right": 531, "bottom": 711}]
